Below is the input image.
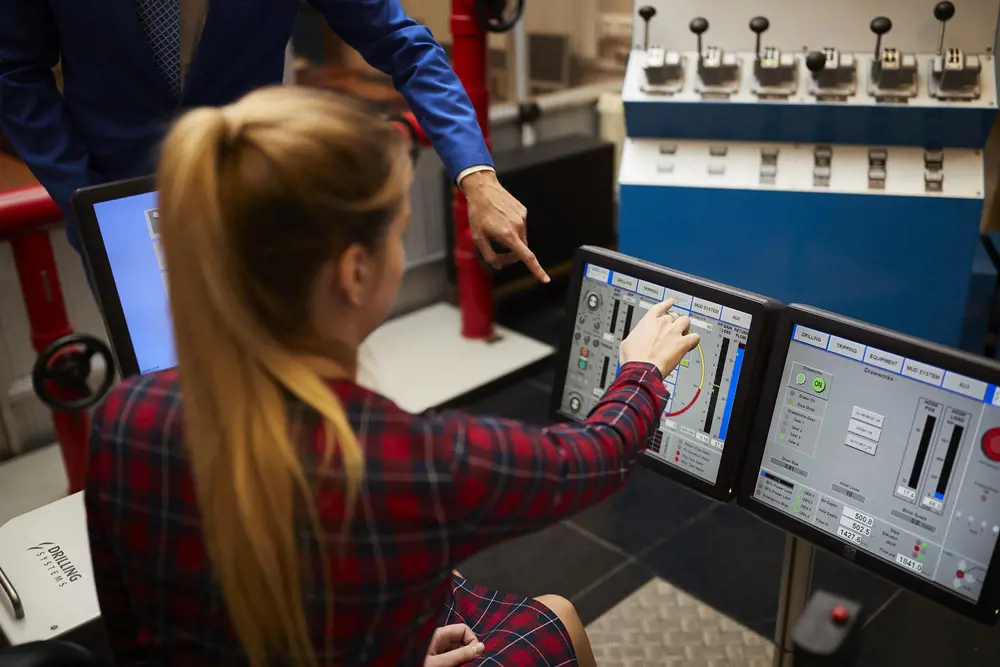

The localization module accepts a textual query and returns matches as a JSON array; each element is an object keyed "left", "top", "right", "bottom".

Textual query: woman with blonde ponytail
[{"left": 84, "top": 86, "right": 700, "bottom": 667}]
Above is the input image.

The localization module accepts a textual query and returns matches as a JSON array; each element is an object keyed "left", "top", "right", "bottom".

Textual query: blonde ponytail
[{"left": 156, "top": 87, "right": 410, "bottom": 667}]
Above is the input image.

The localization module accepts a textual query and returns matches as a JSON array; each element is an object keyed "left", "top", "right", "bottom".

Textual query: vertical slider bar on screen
[
  {"left": 936, "top": 425, "right": 965, "bottom": 497},
  {"left": 718, "top": 343, "right": 744, "bottom": 441},
  {"left": 704, "top": 337, "right": 730, "bottom": 432},
  {"left": 622, "top": 304, "right": 635, "bottom": 336},
  {"left": 909, "top": 414, "right": 936, "bottom": 490}
]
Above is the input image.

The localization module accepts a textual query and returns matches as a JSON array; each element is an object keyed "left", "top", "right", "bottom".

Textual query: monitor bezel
[
  {"left": 738, "top": 303, "right": 1000, "bottom": 625},
  {"left": 71, "top": 175, "right": 157, "bottom": 380},
  {"left": 550, "top": 246, "right": 781, "bottom": 502}
]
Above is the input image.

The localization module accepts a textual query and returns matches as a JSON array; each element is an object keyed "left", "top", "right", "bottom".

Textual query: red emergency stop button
[
  {"left": 831, "top": 605, "right": 849, "bottom": 625},
  {"left": 982, "top": 428, "right": 1000, "bottom": 463}
]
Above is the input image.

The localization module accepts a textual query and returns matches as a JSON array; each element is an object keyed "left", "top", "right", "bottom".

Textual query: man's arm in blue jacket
[
  {"left": 311, "top": 0, "right": 494, "bottom": 183},
  {"left": 0, "top": 0, "right": 93, "bottom": 244}
]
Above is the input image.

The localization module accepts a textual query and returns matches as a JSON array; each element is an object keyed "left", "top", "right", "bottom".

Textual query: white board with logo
[{"left": 0, "top": 493, "right": 99, "bottom": 645}]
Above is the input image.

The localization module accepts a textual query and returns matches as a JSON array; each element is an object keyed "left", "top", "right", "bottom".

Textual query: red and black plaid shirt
[{"left": 84, "top": 361, "right": 667, "bottom": 666}]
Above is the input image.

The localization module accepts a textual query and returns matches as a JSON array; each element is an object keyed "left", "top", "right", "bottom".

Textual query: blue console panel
[{"left": 619, "top": 185, "right": 983, "bottom": 348}]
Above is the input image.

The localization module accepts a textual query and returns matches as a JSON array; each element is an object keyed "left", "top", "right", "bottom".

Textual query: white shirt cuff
[{"left": 456, "top": 165, "right": 496, "bottom": 187}]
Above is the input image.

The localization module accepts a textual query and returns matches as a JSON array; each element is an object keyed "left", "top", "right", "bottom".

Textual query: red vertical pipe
[
  {"left": 10, "top": 232, "right": 89, "bottom": 494},
  {"left": 1, "top": 186, "right": 87, "bottom": 493},
  {"left": 450, "top": 0, "right": 495, "bottom": 339},
  {"left": 10, "top": 232, "right": 73, "bottom": 349}
]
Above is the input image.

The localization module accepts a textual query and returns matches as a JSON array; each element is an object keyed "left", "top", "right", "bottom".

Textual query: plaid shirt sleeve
[
  {"left": 431, "top": 361, "right": 668, "bottom": 552},
  {"left": 84, "top": 398, "right": 147, "bottom": 665}
]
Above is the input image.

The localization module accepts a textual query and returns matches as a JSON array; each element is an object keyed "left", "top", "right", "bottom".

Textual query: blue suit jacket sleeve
[
  {"left": 310, "top": 0, "right": 493, "bottom": 182},
  {"left": 0, "top": 0, "right": 94, "bottom": 239}
]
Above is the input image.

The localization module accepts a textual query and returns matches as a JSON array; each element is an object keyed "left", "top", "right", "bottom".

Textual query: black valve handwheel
[{"left": 32, "top": 334, "right": 115, "bottom": 412}]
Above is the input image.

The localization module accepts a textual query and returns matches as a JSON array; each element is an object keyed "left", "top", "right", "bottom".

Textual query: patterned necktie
[{"left": 135, "top": 0, "right": 182, "bottom": 98}]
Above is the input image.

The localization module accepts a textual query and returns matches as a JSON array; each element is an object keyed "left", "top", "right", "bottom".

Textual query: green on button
[{"left": 812, "top": 376, "right": 826, "bottom": 393}]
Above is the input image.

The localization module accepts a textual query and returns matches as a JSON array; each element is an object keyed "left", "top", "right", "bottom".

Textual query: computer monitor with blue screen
[
  {"left": 739, "top": 304, "right": 1000, "bottom": 623},
  {"left": 550, "top": 246, "right": 780, "bottom": 501},
  {"left": 72, "top": 177, "right": 175, "bottom": 377}
]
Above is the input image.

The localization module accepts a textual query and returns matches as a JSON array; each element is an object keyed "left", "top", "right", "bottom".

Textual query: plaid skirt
[{"left": 438, "top": 575, "right": 577, "bottom": 667}]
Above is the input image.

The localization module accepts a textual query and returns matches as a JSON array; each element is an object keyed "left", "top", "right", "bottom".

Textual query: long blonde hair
[{"left": 156, "top": 86, "right": 411, "bottom": 667}]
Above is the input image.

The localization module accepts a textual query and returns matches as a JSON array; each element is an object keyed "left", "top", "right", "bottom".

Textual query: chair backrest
[{"left": 0, "top": 641, "right": 102, "bottom": 667}]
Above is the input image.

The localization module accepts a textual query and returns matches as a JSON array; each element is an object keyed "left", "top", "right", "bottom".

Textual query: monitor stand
[
  {"left": 775, "top": 535, "right": 817, "bottom": 667},
  {"left": 358, "top": 302, "right": 553, "bottom": 413},
  {"left": 775, "top": 535, "right": 865, "bottom": 667}
]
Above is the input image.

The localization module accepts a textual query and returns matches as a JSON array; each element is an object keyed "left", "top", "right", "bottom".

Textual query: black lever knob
[
  {"left": 690, "top": 17, "right": 708, "bottom": 61},
  {"left": 870, "top": 16, "right": 892, "bottom": 66},
  {"left": 749, "top": 16, "right": 769, "bottom": 59},
  {"left": 870, "top": 16, "right": 892, "bottom": 35},
  {"left": 934, "top": 1, "right": 955, "bottom": 22},
  {"left": 638, "top": 5, "right": 656, "bottom": 50},
  {"left": 934, "top": 2, "right": 955, "bottom": 55},
  {"left": 638, "top": 5, "right": 657, "bottom": 51},
  {"left": 749, "top": 16, "right": 770, "bottom": 34},
  {"left": 806, "top": 51, "right": 827, "bottom": 74}
]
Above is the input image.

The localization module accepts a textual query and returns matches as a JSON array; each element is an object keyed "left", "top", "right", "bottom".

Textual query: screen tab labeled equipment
[
  {"left": 552, "top": 247, "right": 780, "bottom": 501},
  {"left": 740, "top": 305, "right": 1000, "bottom": 623}
]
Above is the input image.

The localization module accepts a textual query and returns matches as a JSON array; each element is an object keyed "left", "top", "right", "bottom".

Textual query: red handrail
[
  {"left": 0, "top": 184, "right": 86, "bottom": 494},
  {"left": 0, "top": 185, "right": 63, "bottom": 242}
]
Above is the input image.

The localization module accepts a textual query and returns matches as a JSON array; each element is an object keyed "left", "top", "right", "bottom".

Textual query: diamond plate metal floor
[{"left": 586, "top": 577, "right": 776, "bottom": 667}]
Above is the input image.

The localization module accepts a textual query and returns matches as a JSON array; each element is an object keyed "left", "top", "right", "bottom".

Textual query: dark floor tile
[
  {"left": 572, "top": 561, "right": 655, "bottom": 625},
  {"left": 811, "top": 549, "right": 897, "bottom": 622},
  {"left": 570, "top": 467, "right": 714, "bottom": 556},
  {"left": 457, "top": 522, "right": 628, "bottom": 600},
  {"left": 642, "top": 503, "right": 787, "bottom": 629},
  {"left": 858, "top": 590, "right": 1000, "bottom": 667},
  {"left": 463, "top": 375, "right": 553, "bottom": 426},
  {"left": 746, "top": 617, "right": 777, "bottom": 638}
]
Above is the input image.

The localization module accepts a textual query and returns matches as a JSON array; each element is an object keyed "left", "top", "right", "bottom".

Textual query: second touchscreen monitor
[{"left": 552, "top": 247, "right": 780, "bottom": 500}]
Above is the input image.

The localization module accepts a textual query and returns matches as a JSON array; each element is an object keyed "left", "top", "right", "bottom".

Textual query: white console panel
[
  {"left": 622, "top": 49, "right": 998, "bottom": 108},
  {"left": 632, "top": 0, "right": 1000, "bottom": 54},
  {"left": 619, "top": 138, "right": 985, "bottom": 198}
]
